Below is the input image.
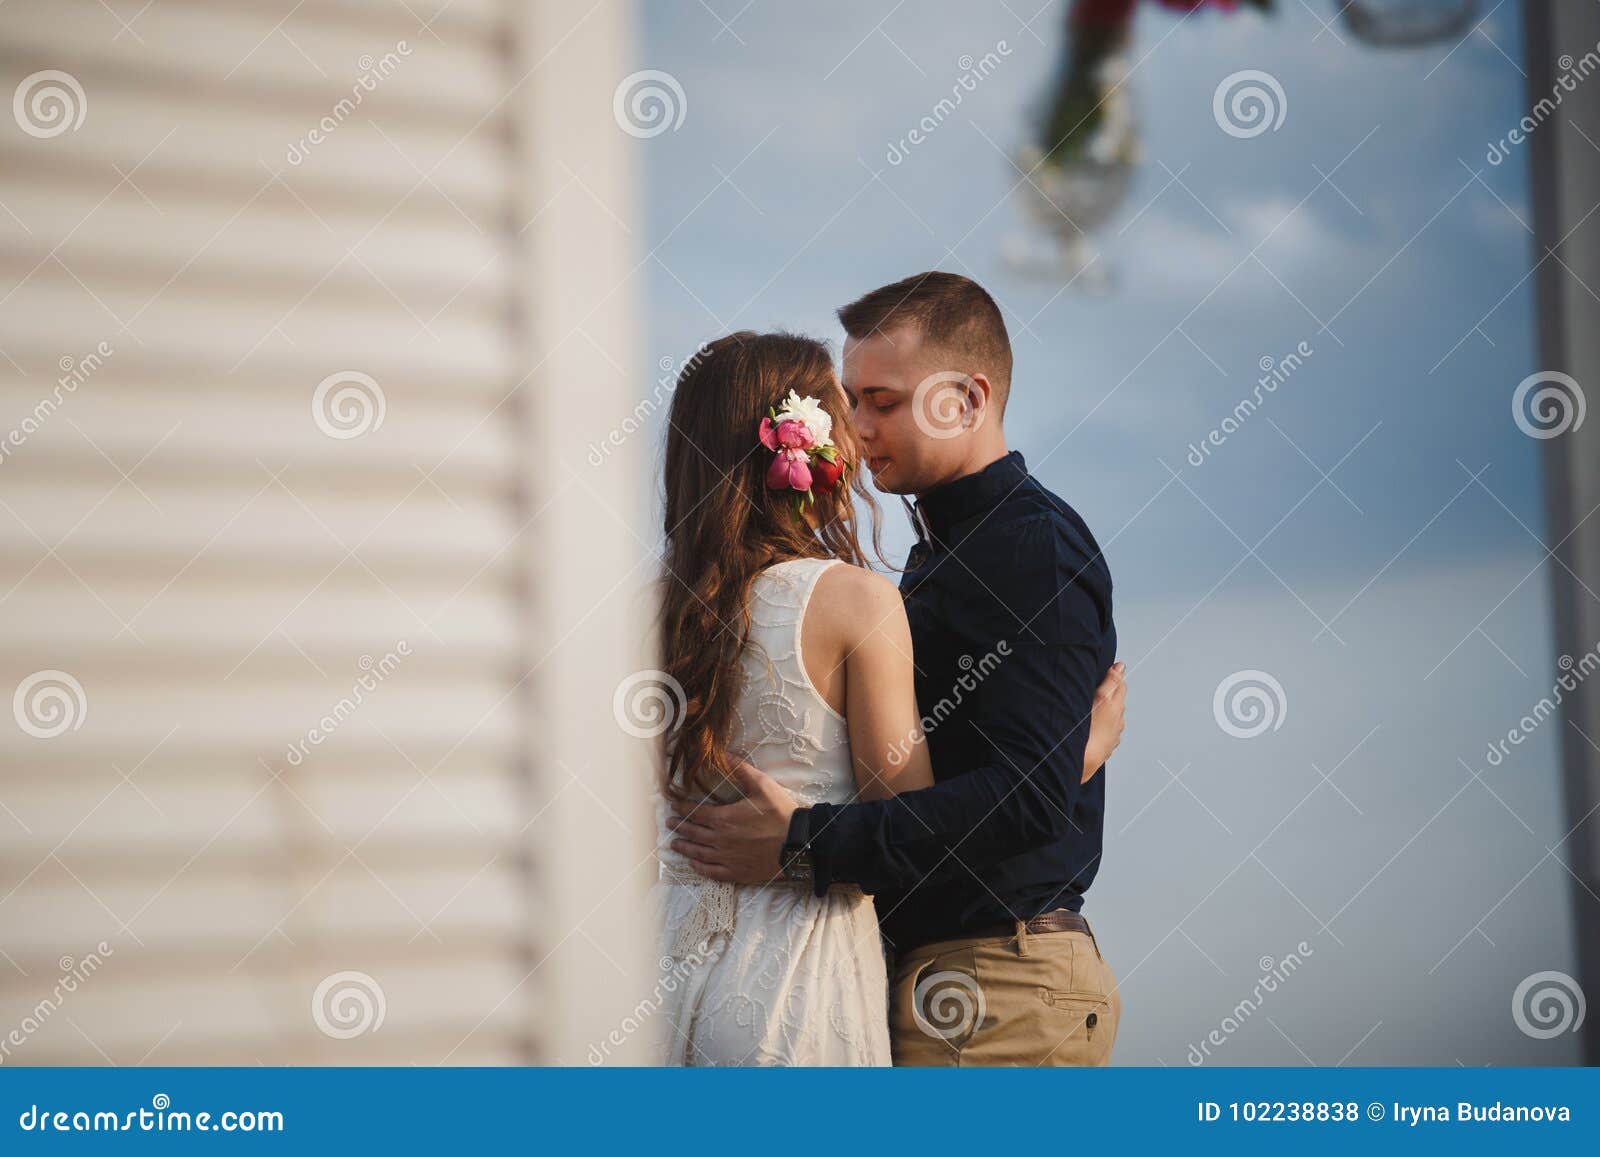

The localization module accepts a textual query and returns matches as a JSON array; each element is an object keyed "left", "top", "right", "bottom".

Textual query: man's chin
[{"left": 867, "top": 461, "right": 910, "bottom": 494}]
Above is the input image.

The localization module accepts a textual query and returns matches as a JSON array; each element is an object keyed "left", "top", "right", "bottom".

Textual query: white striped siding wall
[{"left": 0, "top": 0, "right": 650, "bottom": 1065}]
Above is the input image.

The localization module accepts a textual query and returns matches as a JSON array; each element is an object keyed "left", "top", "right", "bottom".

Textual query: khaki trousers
[{"left": 889, "top": 917, "right": 1121, "bottom": 1066}]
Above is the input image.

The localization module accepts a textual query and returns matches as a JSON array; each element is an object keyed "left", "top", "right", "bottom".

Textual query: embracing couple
[{"left": 649, "top": 271, "right": 1126, "bottom": 1067}]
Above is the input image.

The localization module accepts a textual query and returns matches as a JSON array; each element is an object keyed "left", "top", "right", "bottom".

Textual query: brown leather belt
[{"left": 966, "top": 909, "right": 1090, "bottom": 941}]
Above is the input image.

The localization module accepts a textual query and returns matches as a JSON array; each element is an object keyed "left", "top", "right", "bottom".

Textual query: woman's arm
[
  {"left": 812, "top": 566, "right": 1124, "bottom": 801},
  {"left": 666, "top": 566, "right": 1128, "bottom": 884},
  {"left": 809, "top": 565, "right": 934, "bottom": 801},
  {"left": 1082, "top": 661, "right": 1126, "bottom": 782}
]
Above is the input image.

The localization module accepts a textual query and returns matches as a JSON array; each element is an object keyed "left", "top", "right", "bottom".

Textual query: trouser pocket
[{"left": 889, "top": 947, "right": 981, "bottom": 1065}]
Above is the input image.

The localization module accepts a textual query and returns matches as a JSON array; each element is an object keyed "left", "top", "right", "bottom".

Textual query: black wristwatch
[{"left": 779, "top": 807, "right": 814, "bottom": 885}]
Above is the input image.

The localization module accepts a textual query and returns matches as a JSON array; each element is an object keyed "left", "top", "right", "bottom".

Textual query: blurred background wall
[{"left": 0, "top": 0, "right": 653, "bottom": 1065}]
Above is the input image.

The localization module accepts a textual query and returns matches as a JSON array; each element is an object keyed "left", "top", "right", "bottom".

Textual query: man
[{"left": 668, "top": 271, "right": 1123, "bottom": 1066}]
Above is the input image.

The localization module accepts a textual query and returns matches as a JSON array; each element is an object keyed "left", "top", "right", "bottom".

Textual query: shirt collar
[{"left": 912, "top": 450, "right": 1028, "bottom": 547}]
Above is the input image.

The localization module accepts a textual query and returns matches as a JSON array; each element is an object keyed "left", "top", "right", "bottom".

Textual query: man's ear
[{"left": 965, "top": 373, "right": 994, "bottom": 421}]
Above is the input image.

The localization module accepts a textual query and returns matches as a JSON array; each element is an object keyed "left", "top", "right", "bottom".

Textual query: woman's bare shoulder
[{"left": 811, "top": 562, "right": 906, "bottom": 642}]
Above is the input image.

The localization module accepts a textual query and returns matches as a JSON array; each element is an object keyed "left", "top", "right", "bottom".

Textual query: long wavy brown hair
[{"left": 657, "top": 331, "right": 886, "bottom": 801}]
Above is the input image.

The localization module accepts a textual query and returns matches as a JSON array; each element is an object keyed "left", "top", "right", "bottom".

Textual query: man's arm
[
  {"left": 801, "top": 569, "right": 1105, "bottom": 896},
  {"left": 667, "top": 521, "right": 1115, "bottom": 892}
]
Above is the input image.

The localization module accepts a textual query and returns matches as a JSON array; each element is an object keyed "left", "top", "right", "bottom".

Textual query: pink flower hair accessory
[{"left": 758, "top": 389, "right": 845, "bottom": 515}]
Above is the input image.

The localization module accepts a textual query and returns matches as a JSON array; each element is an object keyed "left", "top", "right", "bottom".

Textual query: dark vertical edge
[{"left": 1524, "top": 0, "right": 1600, "bottom": 1067}]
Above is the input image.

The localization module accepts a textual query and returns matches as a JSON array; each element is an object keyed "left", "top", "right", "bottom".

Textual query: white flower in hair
[{"left": 774, "top": 389, "right": 833, "bottom": 448}]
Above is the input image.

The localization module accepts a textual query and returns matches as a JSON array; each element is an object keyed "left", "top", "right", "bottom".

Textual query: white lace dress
[{"left": 651, "top": 557, "right": 892, "bottom": 1066}]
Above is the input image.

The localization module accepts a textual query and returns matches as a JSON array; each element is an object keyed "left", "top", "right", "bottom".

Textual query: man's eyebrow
[{"left": 844, "top": 385, "right": 897, "bottom": 398}]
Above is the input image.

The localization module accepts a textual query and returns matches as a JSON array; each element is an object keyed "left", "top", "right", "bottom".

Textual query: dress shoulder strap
[{"left": 748, "top": 556, "right": 840, "bottom": 617}]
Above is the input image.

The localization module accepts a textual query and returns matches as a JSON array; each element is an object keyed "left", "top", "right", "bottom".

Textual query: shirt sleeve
[{"left": 803, "top": 517, "right": 1109, "bottom": 898}]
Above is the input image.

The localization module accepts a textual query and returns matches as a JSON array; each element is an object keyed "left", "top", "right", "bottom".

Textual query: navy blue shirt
[{"left": 800, "top": 449, "right": 1115, "bottom": 955}]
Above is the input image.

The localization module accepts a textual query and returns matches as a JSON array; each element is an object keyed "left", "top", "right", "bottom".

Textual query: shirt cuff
[
  {"left": 797, "top": 802, "right": 838, "bottom": 898},
  {"left": 786, "top": 806, "right": 825, "bottom": 898}
]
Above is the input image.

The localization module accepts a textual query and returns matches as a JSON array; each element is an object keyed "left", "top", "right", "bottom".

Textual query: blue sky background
[{"left": 634, "top": 0, "right": 1583, "bottom": 1065}]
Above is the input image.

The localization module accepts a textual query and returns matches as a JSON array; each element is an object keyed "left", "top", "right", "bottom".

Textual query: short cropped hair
[{"left": 837, "top": 271, "right": 1013, "bottom": 409}]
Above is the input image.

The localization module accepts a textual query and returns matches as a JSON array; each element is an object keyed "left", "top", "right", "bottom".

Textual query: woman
[{"left": 649, "top": 331, "right": 1122, "bottom": 1066}]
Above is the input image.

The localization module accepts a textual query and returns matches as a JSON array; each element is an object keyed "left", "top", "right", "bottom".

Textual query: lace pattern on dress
[
  {"left": 658, "top": 556, "right": 856, "bottom": 961},
  {"left": 652, "top": 557, "right": 890, "bottom": 1065}
]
